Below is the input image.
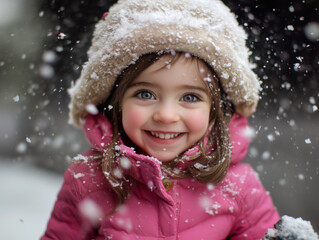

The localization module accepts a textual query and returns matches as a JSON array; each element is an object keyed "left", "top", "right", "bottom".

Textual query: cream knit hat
[{"left": 68, "top": 0, "right": 261, "bottom": 127}]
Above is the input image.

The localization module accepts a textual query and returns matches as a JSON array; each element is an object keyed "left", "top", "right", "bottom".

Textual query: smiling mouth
[{"left": 148, "top": 131, "right": 181, "bottom": 140}]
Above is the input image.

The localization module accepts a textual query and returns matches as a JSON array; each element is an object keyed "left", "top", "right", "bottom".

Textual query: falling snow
[
  {"left": 16, "top": 142, "right": 27, "bottom": 153},
  {"left": 57, "top": 32, "right": 67, "bottom": 40},
  {"left": 13, "top": 95, "right": 20, "bottom": 102},
  {"left": 305, "top": 138, "right": 311, "bottom": 144},
  {"left": 39, "top": 64, "right": 55, "bottom": 78},
  {"left": 120, "top": 157, "right": 131, "bottom": 169},
  {"left": 78, "top": 199, "right": 103, "bottom": 226},
  {"left": 1, "top": 0, "right": 319, "bottom": 238},
  {"left": 241, "top": 126, "right": 256, "bottom": 139},
  {"left": 42, "top": 51, "right": 57, "bottom": 63},
  {"left": 261, "top": 151, "right": 270, "bottom": 160},
  {"left": 85, "top": 104, "right": 99, "bottom": 115},
  {"left": 298, "top": 174, "right": 305, "bottom": 181},
  {"left": 73, "top": 172, "right": 85, "bottom": 179},
  {"left": 304, "top": 22, "right": 319, "bottom": 41},
  {"left": 267, "top": 134, "right": 275, "bottom": 142},
  {"left": 287, "top": 25, "right": 294, "bottom": 31}
]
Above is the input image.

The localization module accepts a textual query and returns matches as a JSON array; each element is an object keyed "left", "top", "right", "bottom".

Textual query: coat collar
[{"left": 83, "top": 113, "right": 250, "bottom": 202}]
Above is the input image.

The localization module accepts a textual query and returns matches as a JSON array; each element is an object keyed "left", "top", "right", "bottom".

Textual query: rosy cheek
[
  {"left": 186, "top": 111, "right": 210, "bottom": 133},
  {"left": 122, "top": 106, "right": 144, "bottom": 131}
]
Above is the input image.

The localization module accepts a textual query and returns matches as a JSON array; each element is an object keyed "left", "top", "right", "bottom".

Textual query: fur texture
[{"left": 69, "top": 0, "right": 261, "bottom": 127}]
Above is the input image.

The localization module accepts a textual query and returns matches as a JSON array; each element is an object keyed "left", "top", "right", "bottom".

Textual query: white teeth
[{"left": 150, "top": 132, "right": 180, "bottom": 139}]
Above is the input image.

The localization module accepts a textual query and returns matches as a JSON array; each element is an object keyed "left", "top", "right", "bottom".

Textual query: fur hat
[{"left": 68, "top": 0, "right": 261, "bottom": 127}]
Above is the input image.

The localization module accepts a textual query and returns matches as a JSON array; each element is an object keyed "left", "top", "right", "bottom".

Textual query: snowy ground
[{"left": 0, "top": 159, "right": 63, "bottom": 240}]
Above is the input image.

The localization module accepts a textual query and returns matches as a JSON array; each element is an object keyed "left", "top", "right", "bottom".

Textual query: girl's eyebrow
[
  {"left": 179, "top": 85, "right": 209, "bottom": 94},
  {"left": 128, "top": 81, "right": 154, "bottom": 88}
]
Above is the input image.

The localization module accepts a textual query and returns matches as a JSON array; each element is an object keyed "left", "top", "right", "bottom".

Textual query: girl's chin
[
  {"left": 148, "top": 150, "right": 183, "bottom": 162},
  {"left": 136, "top": 148, "right": 179, "bottom": 162}
]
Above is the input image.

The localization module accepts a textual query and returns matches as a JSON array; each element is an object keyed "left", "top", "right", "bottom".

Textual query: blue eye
[
  {"left": 182, "top": 94, "right": 199, "bottom": 102},
  {"left": 137, "top": 91, "right": 154, "bottom": 100}
]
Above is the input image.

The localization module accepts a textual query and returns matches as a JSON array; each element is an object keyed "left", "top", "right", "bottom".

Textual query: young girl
[{"left": 41, "top": 0, "right": 280, "bottom": 239}]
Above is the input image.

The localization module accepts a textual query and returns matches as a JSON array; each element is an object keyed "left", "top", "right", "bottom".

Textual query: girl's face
[{"left": 121, "top": 55, "right": 212, "bottom": 162}]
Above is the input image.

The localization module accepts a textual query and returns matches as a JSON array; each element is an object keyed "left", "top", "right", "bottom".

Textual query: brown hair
[{"left": 99, "top": 52, "right": 233, "bottom": 206}]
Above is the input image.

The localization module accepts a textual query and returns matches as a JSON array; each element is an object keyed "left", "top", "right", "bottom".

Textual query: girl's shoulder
[
  {"left": 61, "top": 153, "right": 116, "bottom": 210},
  {"left": 220, "top": 163, "right": 265, "bottom": 201},
  {"left": 222, "top": 163, "right": 280, "bottom": 237},
  {"left": 65, "top": 158, "right": 109, "bottom": 191}
]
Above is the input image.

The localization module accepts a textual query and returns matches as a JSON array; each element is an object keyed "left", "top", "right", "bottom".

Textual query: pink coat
[{"left": 41, "top": 114, "right": 279, "bottom": 240}]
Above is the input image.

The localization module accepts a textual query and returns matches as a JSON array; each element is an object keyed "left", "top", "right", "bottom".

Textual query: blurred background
[{"left": 0, "top": 0, "right": 318, "bottom": 239}]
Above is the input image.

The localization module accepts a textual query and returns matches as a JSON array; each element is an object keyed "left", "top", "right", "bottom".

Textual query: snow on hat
[{"left": 68, "top": 0, "right": 261, "bottom": 127}]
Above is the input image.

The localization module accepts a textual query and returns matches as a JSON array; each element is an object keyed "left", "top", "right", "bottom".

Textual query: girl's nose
[{"left": 152, "top": 104, "right": 180, "bottom": 123}]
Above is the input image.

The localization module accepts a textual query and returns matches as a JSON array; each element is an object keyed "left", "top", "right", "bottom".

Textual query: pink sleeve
[
  {"left": 40, "top": 166, "right": 95, "bottom": 240},
  {"left": 230, "top": 166, "right": 280, "bottom": 239}
]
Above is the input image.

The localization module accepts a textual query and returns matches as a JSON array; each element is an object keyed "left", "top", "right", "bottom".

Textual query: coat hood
[{"left": 68, "top": 0, "right": 260, "bottom": 127}]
